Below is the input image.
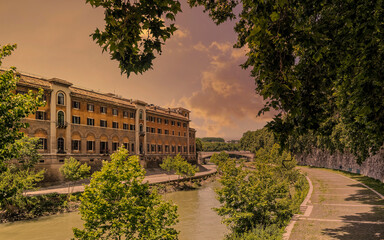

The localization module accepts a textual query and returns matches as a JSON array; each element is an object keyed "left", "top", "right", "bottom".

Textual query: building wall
[{"left": 16, "top": 73, "right": 197, "bottom": 182}]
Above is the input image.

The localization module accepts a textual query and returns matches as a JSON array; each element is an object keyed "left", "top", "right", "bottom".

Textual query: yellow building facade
[{"left": 16, "top": 72, "right": 196, "bottom": 181}]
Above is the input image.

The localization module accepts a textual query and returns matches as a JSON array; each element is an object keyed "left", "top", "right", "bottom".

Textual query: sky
[{"left": 0, "top": 0, "right": 272, "bottom": 140}]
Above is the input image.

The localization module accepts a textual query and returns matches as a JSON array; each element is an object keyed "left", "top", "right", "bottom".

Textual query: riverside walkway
[
  {"left": 26, "top": 164, "right": 216, "bottom": 196},
  {"left": 288, "top": 167, "right": 384, "bottom": 240}
]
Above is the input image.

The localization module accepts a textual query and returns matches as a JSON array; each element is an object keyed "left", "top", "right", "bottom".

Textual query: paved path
[
  {"left": 26, "top": 164, "right": 216, "bottom": 196},
  {"left": 289, "top": 167, "right": 384, "bottom": 240}
]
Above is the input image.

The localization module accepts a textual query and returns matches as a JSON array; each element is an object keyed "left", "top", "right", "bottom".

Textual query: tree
[
  {"left": 73, "top": 147, "right": 178, "bottom": 240},
  {"left": 0, "top": 44, "right": 44, "bottom": 168},
  {"left": 214, "top": 145, "right": 305, "bottom": 236},
  {"left": 87, "top": 1, "right": 384, "bottom": 163},
  {"left": 85, "top": 0, "right": 181, "bottom": 77},
  {"left": 0, "top": 44, "right": 45, "bottom": 215},
  {"left": 160, "top": 154, "right": 198, "bottom": 180},
  {"left": 59, "top": 157, "right": 90, "bottom": 195},
  {"left": 0, "top": 137, "right": 45, "bottom": 216},
  {"left": 195, "top": 138, "right": 203, "bottom": 152}
]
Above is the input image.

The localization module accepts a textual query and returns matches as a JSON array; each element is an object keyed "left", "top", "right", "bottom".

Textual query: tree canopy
[
  {"left": 73, "top": 147, "right": 178, "bottom": 239},
  {"left": 86, "top": 1, "right": 384, "bottom": 163}
]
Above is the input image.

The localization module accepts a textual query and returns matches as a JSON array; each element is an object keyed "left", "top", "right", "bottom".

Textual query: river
[{"left": 0, "top": 181, "right": 228, "bottom": 240}]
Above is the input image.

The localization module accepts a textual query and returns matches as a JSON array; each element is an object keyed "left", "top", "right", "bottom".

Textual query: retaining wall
[{"left": 296, "top": 149, "right": 384, "bottom": 182}]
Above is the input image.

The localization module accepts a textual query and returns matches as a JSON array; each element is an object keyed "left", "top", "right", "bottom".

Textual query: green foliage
[
  {"left": 73, "top": 147, "right": 178, "bottom": 240},
  {"left": 202, "top": 141, "right": 240, "bottom": 152},
  {"left": 0, "top": 44, "right": 44, "bottom": 168},
  {"left": 60, "top": 157, "right": 90, "bottom": 183},
  {"left": 214, "top": 144, "right": 308, "bottom": 236},
  {"left": 91, "top": 1, "right": 384, "bottom": 163},
  {"left": 226, "top": 224, "right": 284, "bottom": 240},
  {"left": 239, "top": 128, "right": 274, "bottom": 153},
  {"left": 60, "top": 157, "right": 91, "bottom": 196},
  {"left": 210, "top": 151, "right": 230, "bottom": 170},
  {"left": 160, "top": 154, "right": 198, "bottom": 179},
  {"left": 85, "top": 0, "right": 182, "bottom": 77},
  {"left": 0, "top": 136, "right": 45, "bottom": 217},
  {"left": 195, "top": 138, "right": 203, "bottom": 152},
  {"left": 189, "top": 0, "right": 384, "bottom": 163},
  {"left": 201, "top": 137, "right": 225, "bottom": 143}
]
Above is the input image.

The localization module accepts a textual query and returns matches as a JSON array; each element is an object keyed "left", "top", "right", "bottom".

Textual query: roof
[{"left": 13, "top": 71, "right": 190, "bottom": 120}]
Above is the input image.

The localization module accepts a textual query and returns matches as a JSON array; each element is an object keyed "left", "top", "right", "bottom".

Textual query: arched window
[
  {"left": 57, "top": 92, "right": 65, "bottom": 105},
  {"left": 139, "top": 110, "right": 143, "bottom": 120},
  {"left": 57, "top": 137, "right": 64, "bottom": 153},
  {"left": 57, "top": 111, "right": 65, "bottom": 125}
]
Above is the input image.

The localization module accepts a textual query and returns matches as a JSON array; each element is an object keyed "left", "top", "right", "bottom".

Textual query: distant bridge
[{"left": 198, "top": 151, "right": 255, "bottom": 163}]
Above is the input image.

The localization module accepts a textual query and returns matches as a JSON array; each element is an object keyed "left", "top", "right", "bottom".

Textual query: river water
[{"left": 0, "top": 181, "right": 228, "bottom": 240}]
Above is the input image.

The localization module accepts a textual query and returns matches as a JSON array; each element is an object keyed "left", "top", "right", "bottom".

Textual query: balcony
[
  {"left": 139, "top": 131, "right": 145, "bottom": 137},
  {"left": 56, "top": 121, "right": 68, "bottom": 129}
]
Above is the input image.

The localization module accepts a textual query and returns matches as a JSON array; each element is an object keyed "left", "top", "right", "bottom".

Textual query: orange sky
[{"left": 0, "top": 0, "right": 272, "bottom": 140}]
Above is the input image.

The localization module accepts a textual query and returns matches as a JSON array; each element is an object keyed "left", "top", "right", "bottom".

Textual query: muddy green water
[{"left": 0, "top": 181, "right": 228, "bottom": 240}]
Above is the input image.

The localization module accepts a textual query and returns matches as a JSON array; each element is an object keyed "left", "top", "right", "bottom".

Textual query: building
[{"left": 14, "top": 71, "right": 196, "bottom": 181}]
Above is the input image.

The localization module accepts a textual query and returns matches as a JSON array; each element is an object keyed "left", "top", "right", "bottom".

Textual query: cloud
[{"left": 178, "top": 41, "right": 275, "bottom": 139}]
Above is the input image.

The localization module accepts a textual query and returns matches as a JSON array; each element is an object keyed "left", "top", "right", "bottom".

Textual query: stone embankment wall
[{"left": 296, "top": 149, "right": 384, "bottom": 182}]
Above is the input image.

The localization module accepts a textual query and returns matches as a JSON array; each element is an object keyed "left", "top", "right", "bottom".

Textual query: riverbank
[{"left": 1, "top": 164, "right": 217, "bottom": 223}]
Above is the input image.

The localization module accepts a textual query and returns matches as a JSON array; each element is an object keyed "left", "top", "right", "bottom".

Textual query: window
[
  {"left": 184, "top": 132, "right": 186, "bottom": 137},
  {"left": 112, "top": 109, "right": 118, "bottom": 116},
  {"left": 164, "top": 119, "right": 169, "bottom": 125},
  {"left": 87, "top": 141, "right": 95, "bottom": 151},
  {"left": 35, "top": 111, "right": 46, "bottom": 120},
  {"left": 112, "top": 122, "right": 119, "bottom": 129},
  {"left": 184, "top": 146, "right": 187, "bottom": 153},
  {"left": 139, "top": 124, "right": 143, "bottom": 132},
  {"left": 72, "top": 116, "right": 81, "bottom": 124},
  {"left": 178, "top": 146, "right": 182, "bottom": 153},
  {"left": 165, "top": 145, "right": 169, "bottom": 153},
  {"left": 139, "top": 110, "right": 143, "bottom": 120},
  {"left": 100, "top": 120, "right": 107, "bottom": 127},
  {"left": 171, "top": 145, "right": 176, "bottom": 153},
  {"left": 171, "top": 120, "right": 175, "bottom": 126},
  {"left": 100, "top": 141, "right": 108, "bottom": 154},
  {"left": 177, "top": 122, "right": 181, "bottom": 127},
  {"left": 57, "top": 92, "right": 65, "bottom": 105},
  {"left": 100, "top": 106, "right": 107, "bottom": 114},
  {"left": 164, "top": 130, "right": 169, "bottom": 135},
  {"left": 87, "top": 104, "right": 94, "bottom": 112},
  {"left": 129, "top": 124, "right": 135, "bottom": 131},
  {"left": 151, "top": 144, "right": 156, "bottom": 152},
  {"left": 123, "top": 143, "right": 129, "bottom": 150},
  {"left": 151, "top": 128, "right": 155, "bottom": 133},
  {"left": 172, "top": 131, "right": 175, "bottom": 135},
  {"left": 112, "top": 142, "right": 119, "bottom": 151},
  {"left": 152, "top": 117, "right": 155, "bottom": 123},
  {"left": 123, "top": 123, "right": 129, "bottom": 130},
  {"left": 72, "top": 140, "right": 81, "bottom": 151},
  {"left": 178, "top": 132, "right": 181, "bottom": 136},
  {"left": 131, "top": 143, "right": 135, "bottom": 153},
  {"left": 38, "top": 138, "right": 48, "bottom": 150},
  {"left": 87, "top": 118, "right": 95, "bottom": 126},
  {"left": 130, "top": 112, "right": 135, "bottom": 119},
  {"left": 157, "top": 118, "right": 162, "bottom": 124},
  {"left": 183, "top": 123, "right": 187, "bottom": 128},
  {"left": 123, "top": 111, "right": 128, "bottom": 118},
  {"left": 57, "top": 111, "right": 65, "bottom": 125},
  {"left": 146, "top": 127, "right": 150, "bottom": 132},
  {"left": 57, "top": 138, "right": 64, "bottom": 153},
  {"left": 72, "top": 101, "right": 80, "bottom": 109},
  {"left": 157, "top": 128, "right": 162, "bottom": 134},
  {"left": 158, "top": 145, "right": 163, "bottom": 153}
]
